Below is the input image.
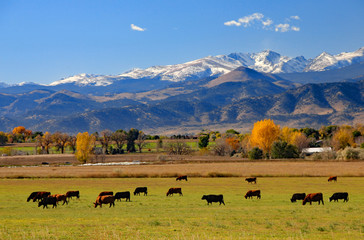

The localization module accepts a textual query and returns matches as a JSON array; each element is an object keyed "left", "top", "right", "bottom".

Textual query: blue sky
[{"left": 1, "top": 0, "right": 364, "bottom": 84}]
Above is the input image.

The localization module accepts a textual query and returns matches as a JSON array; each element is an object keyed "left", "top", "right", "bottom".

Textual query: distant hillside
[{"left": 1, "top": 80, "right": 361, "bottom": 134}]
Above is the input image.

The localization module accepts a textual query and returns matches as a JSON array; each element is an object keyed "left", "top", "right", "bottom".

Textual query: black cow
[
  {"left": 27, "top": 192, "right": 40, "bottom": 202},
  {"left": 176, "top": 175, "right": 188, "bottom": 181},
  {"left": 201, "top": 194, "right": 225, "bottom": 205},
  {"left": 134, "top": 187, "right": 148, "bottom": 196},
  {"left": 291, "top": 193, "right": 306, "bottom": 203},
  {"left": 66, "top": 191, "right": 80, "bottom": 200},
  {"left": 115, "top": 191, "right": 131, "bottom": 201},
  {"left": 329, "top": 192, "right": 349, "bottom": 202},
  {"left": 38, "top": 197, "right": 57, "bottom": 209},
  {"left": 245, "top": 177, "right": 257, "bottom": 184}
]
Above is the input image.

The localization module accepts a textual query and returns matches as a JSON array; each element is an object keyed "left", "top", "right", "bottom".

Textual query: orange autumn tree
[{"left": 250, "top": 119, "right": 280, "bottom": 155}]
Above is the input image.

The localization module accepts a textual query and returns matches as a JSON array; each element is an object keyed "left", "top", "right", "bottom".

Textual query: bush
[
  {"left": 271, "top": 141, "right": 299, "bottom": 159},
  {"left": 336, "top": 147, "right": 364, "bottom": 160},
  {"left": 248, "top": 147, "right": 263, "bottom": 160}
]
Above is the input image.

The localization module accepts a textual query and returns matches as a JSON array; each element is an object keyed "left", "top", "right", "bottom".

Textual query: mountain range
[{"left": 0, "top": 47, "right": 364, "bottom": 134}]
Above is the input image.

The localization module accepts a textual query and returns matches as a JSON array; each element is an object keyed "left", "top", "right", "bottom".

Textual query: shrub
[
  {"left": 336, "top": 147, "right": 364, "bottom": 160},
  {"left": 271, "top": 141, "right": 299, "bottom": 159},
  {"left": 248, "top": 147, "right": 263, "bottom": 160}
]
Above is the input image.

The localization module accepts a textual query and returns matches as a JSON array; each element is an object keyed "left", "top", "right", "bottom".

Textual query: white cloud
[
  {"left": 275, "top": 23, "right": 290, "bottom": 32},
  {"left": 238, "top": 13, "right": 264, "bottom": 27},
  {"left": 224, "top": 13, "right": 300, "bottom": 33},
  {"left": 291, "top": 26, "right": 300, "bottom": 31},
  {"left": 262, "top": 19, "right": 273, "bottom": 27},
  {"left": 131, "top": 24, "right": 146, "bottom": 32},
  {"left": 224, "top": 20, "right": 241, "bottom": 27}
]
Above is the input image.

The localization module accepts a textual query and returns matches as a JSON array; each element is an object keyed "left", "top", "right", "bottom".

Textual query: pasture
[{"left": 0, "top": 177, "right": 363, "bottom": 239}]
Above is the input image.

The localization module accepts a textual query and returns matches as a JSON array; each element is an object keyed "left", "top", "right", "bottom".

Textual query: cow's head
[
  {"left": 38, "top": 200, "right": 44, "bottom": 207},
  {"left": 290, "top": 198, "right": 295, "bottom": 203},
  {"left": 201, "top": 195, "right": 207, "bottom": 200}
]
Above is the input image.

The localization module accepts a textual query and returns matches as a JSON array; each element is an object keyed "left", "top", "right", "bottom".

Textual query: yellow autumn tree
[
  {"left": 280, "top": 126, "right": 294, "bottom": 143},
  {"left": 332, "top": 127, "right": 355, "bottom": 150},
  {"left": 75, "top": 132, "right": 95, "bottom": 163},
  {"left": 250, "top": 119, "right": 280, "bottom": 154}
]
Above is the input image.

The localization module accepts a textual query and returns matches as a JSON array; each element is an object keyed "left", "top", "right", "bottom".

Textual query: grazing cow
[
  {"left": 66, "top": 191, "right": 80, "bottom": 200},
  {"left": 134, "top": 187, "right": 148, "bottom": 196},
  {"left": 245, "top": 177, "right": 257, "bottom": 184},
  {"left": 33, "top": 192, "right": 51, "bottom": 202},
  {"left": 303, "top": 193, "right": 324, "bottom": 205},
  {"left": 290, "top": 193, "right": 306, "bottom": 203},
  {"left": 201, "top": 194, "right": 225, "bottom": 205},
  {"left": 245, "top": 190, "right": 261, "bottom": 199},
  {"left": 115, "top": 191, "right": 131, "bottom": 202},
  {"left": 176, "top": 175, "right": 188, "bottom": 181},
  {"left": 38, "top": 197, "right": 57, "bottom": 209},
  {"left": 98, "top": 191, "right": 113, "bottom": 197},
  {"left": 50, "top": 194, "right": 68, "bottom": 205},
  {"left": 328, "top": 176, "right": 337, "bottom": 182},
  {"left": 27, "top": 192, "right": 40, "bottom": 202},
  {"left": 166, "top": 188, "right": 183, "bottom": 196},
  {"left": 94, "top": 195, "right": 115, "bottom": 208},
  {"left": 329, "top": 192, "right": 349, "bottom": 202}
]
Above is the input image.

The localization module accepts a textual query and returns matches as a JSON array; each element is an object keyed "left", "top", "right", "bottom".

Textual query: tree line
[{"left": 1, "top": 120, "right": 364, "bottom": 162}]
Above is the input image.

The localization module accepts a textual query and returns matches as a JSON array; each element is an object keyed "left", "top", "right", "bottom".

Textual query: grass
[{"left": 0, "top": 177, "right": 363, "bottom": 239}]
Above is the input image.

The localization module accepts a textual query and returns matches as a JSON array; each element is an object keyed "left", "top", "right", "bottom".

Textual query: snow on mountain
[
  {"left": 118, "top": 55, "right": 242, "bottom": 81},
  {"left": 304, "top": 47, "right": 364, "bottom": 72},
  {"left": 49, "top": 73, "right": 115, "bottom": 86},
  {"left": 46, "top": 47, "right": 364, "bottom": 87}
]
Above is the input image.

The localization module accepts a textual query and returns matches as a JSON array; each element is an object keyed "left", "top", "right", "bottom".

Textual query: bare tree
[
  {"left": 100, "top": 130, "right": 113, "bottom": 154},
  {"left": 67, "top": 136, "right": 77, "bottom": 154},
  {"left": 112, "top": 130, "right": 127, "bottom": 152},
  {"left": 53, "top": 132, "right": 70, "bottom": 154},
  {"left": 135, "top": 131, "right": 147, "bottom": 153},
  {"left": 164, "top": 140, "right": 192, "bottom": 155},
  {"left": 212, "top": 138, "right": 230, "bottom": 156}
]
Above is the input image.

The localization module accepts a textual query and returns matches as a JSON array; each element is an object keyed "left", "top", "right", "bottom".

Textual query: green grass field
[{"left": 0, "top": 177, "right": 363, "bottom": 239}]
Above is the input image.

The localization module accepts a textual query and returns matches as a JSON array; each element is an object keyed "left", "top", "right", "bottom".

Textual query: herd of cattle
[{"left": 26, "top": 175, "right": 349, "bottom": 208}]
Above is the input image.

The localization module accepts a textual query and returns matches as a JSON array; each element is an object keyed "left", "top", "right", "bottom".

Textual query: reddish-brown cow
[
  {"left": 166, "top": 188, "right": 183, "bottom": 196},
  {"left": 302, "top": 193, "right": 324, "bottom": 205},
  {"left": 328, "top": 176, "right": 337, "bottom": 182},
  {"left": 33, "top": 192, "right": 51, "bottom": 202},
  {"left": 98, "top": 191, "right": 113, "bottom": 197},
  {"left": 94, "top": 195, "right": 115, "bottom": 208},
  {"left": 244, "top": 190, "right": 261, "bottom": 199},
  {"left": 50, "top": 194, "right": 68, "bottom": 205}
]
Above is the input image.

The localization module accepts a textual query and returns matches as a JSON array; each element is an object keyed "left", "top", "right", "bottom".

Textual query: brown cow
[
  {"left": 94, "top": 195, "right": 115, "bottom": 208},
  {"left": 245, "top": 177, "right": 257, "bottom": 184},
  {"left": 66, "top": 191, "right": 80, "bottom": 200},
  {"left": 166, "top": 188, "right": 183, "bottom": 196},
  {"left": 98, "top": 191, "right": 113, "bottom": 197},
  {"left": 302, "top": 193, "right": 324, "bottom": 205},
  {"left": 33, "top": 192, "right": 51, "bottom": 202},
  {"left": 244, "top": 190, "right": 261, "bottom": 199},
  {"left": 176, "top": 175, "right": 188, "bottom": 181},
  {"left": 328, "top": 176, "right": 337, "bottom": 182},
  {"left": 50, "top": 194, "right": 68, "bottom": 205}
]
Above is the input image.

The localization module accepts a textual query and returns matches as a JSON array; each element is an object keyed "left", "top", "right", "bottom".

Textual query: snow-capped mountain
[
  {"left": 304, "top": 47, "right": 364, "bottom": 72},
  {"left": 48, "top": 50, "right": 309, "bottom": 87},
  {"left": 2, "top": 47, "right": 363, "bottom": 89}
]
